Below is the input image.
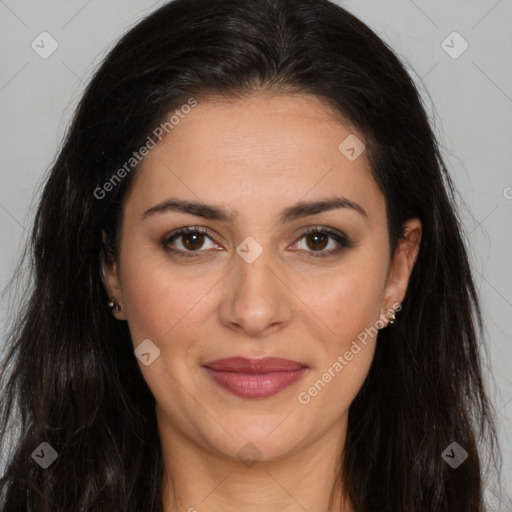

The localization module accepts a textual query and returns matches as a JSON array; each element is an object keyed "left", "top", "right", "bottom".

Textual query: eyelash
[{"left": 161, "top": 226, "right": 352, "bottom": 260}]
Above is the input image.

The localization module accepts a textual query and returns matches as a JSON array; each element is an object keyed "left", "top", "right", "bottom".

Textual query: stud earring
[
  {"left": 386, "top": 309, "right": 396, "bottom": 325},
  {"left": 107, "top": 299, "right": 121, "bottom": 313}
]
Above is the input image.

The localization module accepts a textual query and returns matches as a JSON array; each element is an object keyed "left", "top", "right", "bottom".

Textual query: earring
[
  {"left": 107, "top": 299, "right": 121, "bottom": 313},
  {"left": 386, "top": 309, "right": 396, "bottom": 325}
]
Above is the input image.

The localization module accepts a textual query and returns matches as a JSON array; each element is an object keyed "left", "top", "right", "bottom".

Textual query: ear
[
  {"left": 100, "top": 230, "right": 126, "bottom": 321},
  {"left": 381, "top": 218, "right": 422, "bottom": 323}
]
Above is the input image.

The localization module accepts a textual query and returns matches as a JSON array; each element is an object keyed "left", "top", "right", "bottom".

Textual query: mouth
[{"left": 202, "top": 357, "right": 308, "bottom": 399}]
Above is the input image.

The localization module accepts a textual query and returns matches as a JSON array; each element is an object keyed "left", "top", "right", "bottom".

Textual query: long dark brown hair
[{"left": 0, "top": 0, "right": 501, "bottom": 510}]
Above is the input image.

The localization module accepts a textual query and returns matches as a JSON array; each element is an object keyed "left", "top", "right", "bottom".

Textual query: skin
[{"left": 103, "top": 92, "right": 421, "bottom": 512}]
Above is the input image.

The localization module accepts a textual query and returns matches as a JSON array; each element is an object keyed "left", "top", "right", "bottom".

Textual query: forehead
[
  {"left": 155, "top": 93, "right": 354, "bottom": 167},
  {"left": 124, "top": 93, "right": 384, "bottom": 222}
]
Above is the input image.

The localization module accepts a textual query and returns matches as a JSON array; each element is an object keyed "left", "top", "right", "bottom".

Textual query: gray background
[{"left": 0, "top": 0, "right": 510, "bottom": 506}]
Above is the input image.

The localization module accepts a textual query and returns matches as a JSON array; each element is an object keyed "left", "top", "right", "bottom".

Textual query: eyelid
[
  {"left": 162, "top": 225, "right": 352, "bottom": 258},
  {"left": 162, "top": 226, "right": 222, "bottom": 250},
  {"left": 290, "top": 225, "right": 352, "bottom": 258}
]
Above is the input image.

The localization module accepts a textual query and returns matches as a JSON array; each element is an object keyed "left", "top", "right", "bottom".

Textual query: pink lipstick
[{"left": 203, "top": 357, "right": 308, "bottom": 399}]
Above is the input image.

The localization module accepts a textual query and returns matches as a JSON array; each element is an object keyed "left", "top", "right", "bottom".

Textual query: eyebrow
[{"left": 142, "top": 196, "right": 368, "bottom": 223}]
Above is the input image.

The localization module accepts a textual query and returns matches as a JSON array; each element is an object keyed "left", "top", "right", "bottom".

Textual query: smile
[{"left": 202, "top": 357, "right": 309, "bottom": 399}]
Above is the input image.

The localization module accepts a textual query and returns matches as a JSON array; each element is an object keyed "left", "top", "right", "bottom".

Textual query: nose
[{"left": 218, "top": 249, "right": 294, "bottom": 338}]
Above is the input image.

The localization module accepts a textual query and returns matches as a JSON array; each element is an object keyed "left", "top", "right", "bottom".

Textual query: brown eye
[
  {"left": 162, "top": 227, "right": 220, "bottom": 258},
  {"left": 292, "top": 227, "right": 352, "bottom": 259},
  {"left": 305, "top": 232, "right": 329, "bottom": 251},
  {"left": 182, "top": 232, "right": 205, "bottom": 251}
]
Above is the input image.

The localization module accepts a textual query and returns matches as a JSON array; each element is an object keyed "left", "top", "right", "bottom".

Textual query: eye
[
  {"left": 162, "top": 227, "right": 221, "bottom": 257},
  {"left": 162, "top": 225, "right": 352, "bottom": 260},
  {"left": 291, "top": 227, "right": 352, "bottom": 258}
]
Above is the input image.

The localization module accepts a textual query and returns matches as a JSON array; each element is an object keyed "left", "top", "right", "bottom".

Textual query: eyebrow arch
[{"left": 142, "top": 196, "right": 368, "bottom": 223}]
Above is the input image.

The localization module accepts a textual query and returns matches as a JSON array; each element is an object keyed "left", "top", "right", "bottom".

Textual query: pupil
[
  {"left": 183, "top": 233, "right": 204, "bottom": 250},
  {"left": 307, "top": 232, "right": 328, "bottom": 251}
]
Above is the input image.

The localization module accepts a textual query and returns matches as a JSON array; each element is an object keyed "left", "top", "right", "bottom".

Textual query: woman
[{"left": 0, "top": 0, "right": 501, "bottom": 510}]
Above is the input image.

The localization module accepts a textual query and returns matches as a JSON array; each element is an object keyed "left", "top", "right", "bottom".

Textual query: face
[{"left": 103, "top": 93, "right": 420, "bottom": 463}]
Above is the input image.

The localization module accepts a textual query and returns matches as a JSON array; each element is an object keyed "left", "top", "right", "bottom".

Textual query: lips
[{"left": 203, "top": 357, "right": 308, "bottom": 399}]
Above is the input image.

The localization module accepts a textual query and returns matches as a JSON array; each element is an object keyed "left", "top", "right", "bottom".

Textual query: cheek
[
  {"left": 297, "top": 258, "right": 387, "bottom": 347},
  {"left": 119, "top": 258, "right": 209, "bottom": 414},
  {"left": 295, "top": 285, "right": 382, "bottom": 425},
  {"left": 119, "top": 255, "right": 209, "bottom": 346},
  {"left": 293, "top": 257, "right": 386, "bottom": 409},
  {"left": 296, "top": 344, "right": 374, "bottom": 431}
]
